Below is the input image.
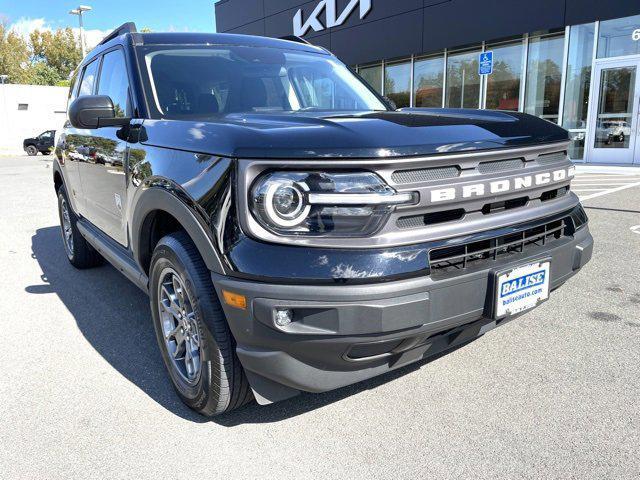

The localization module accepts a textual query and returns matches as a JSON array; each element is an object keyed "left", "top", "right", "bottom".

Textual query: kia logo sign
[{"left": 293, "top": 0, "right": 372, "bottom": 36}]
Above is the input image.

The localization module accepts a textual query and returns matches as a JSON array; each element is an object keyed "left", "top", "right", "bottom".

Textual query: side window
[
  {"left": 68, "top": 70, "right": 80, "bottom": 105},
  {"left": 98, "top": 49, "right": 131, "bottom": 118},
  {"left": 78, "top": 59, "right": 100, "bottom": 97}
]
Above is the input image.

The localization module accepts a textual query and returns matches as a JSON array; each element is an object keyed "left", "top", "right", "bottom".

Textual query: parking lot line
[
  {"left": 577, "top": 180, "right": 640, "bottom": 201},
  {"left": 572, "top": 171, "right": 640, "bottom": 201},
  {"left": 571, "top": 189, "right": 609, "bottom": 192}
]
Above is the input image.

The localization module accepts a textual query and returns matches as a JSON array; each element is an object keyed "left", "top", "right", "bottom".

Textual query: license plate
[{"left": 495, "top": 261, "right": 550, "bottom": 318}]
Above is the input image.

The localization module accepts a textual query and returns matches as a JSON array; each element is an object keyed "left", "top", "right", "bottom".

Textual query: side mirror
[{"left": 68, "top": 95, "right": 130, "bottom": 129}]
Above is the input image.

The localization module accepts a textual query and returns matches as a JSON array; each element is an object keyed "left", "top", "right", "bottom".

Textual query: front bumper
[{"left": 213, "top": 226, "right": 593, "bottom": 404}]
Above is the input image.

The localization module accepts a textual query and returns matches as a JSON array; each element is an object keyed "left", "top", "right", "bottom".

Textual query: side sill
[{"left": 77, "top": 219, "right": 149, "bottom": 294}]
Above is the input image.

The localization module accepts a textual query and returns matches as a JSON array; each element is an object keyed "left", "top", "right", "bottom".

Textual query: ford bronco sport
[{"left": 54, "top": 23, "right": 593, "bottom": 416}]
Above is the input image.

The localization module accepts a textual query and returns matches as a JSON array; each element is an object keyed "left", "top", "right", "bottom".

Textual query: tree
[
  {"left": 0, "top": 23, "right": 32, "bottom": 84},
  {"left": 25, "top": 62, "right": 62, "bottom": 86},
  {"left": 0, "top": 22, "right": 82, "bottom": 86},
  {"left": 29, "top": 28, "right": 81, "bottom": 83}
]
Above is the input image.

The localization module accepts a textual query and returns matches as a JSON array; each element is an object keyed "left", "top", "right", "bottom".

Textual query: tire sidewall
[
  {"left": 57, "top": 187, "right": 76, "bottom": 262},
  {"left": 149, "top": 242, "right": 216, "bottom": 411}
]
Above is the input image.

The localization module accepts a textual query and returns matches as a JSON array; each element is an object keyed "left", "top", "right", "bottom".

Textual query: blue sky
[{"left": 1, "top": 0, "right": 219, "bottom": 46}]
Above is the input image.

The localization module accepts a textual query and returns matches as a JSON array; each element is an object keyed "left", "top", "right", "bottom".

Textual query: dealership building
[{"left": 215, "top": 0, "right": 640, "bottom": 165}]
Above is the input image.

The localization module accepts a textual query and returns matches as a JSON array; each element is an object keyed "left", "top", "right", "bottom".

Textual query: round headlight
[{"left": 264, "top": 182, "right": 310, "bottom": 227}]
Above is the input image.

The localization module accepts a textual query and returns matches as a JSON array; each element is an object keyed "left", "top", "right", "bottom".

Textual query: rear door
[{"left": 76, "top": 48, "right": 132, "bottom": 246}]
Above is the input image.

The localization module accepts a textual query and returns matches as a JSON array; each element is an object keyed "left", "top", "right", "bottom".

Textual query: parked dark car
[
  {"left": 23, "top": 130, "right": 56, "bottom": 156},
  {"left": 54, "top": 23, "right": 593, "bottom": 416}
]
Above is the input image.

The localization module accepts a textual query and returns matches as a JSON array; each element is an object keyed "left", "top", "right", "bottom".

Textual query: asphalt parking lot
[{"left": 1, "top": 154, "right": 639, "bottom": 479}]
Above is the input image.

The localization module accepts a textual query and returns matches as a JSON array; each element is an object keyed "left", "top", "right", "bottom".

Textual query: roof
[
  {"left": 81, "top": 28, "right": 330, "bottom": 69},
  {"left": 132, "top": 32, "right": 329, "bottom": 55}
]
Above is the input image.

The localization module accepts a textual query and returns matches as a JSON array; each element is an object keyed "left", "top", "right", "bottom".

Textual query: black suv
[
  {"left": 24, "top": 130, "right": 56, "bottom": 156},
  {"left": 54, "top": 23, "right": 593, "bottom": 416}
]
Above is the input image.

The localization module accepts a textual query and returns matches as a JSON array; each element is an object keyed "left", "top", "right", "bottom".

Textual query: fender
[{"left": 130, "top": 185, "right": 227, "bottom": 276}]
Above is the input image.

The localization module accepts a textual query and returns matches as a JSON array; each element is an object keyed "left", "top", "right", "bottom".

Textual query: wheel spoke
[
  {"left": 172, "top": 337, "right": 186, "bottom": 360},
  {"left": 157, "top": 268, "right": 202, "bottom": 384},
  {"left": 184, "top": 344, "right": 193, "bottom": 377},
  {"left": 172, "top": 275, "right": 185, "bottom": 308},
  {"left": 165, "top": 323, "right": 182, "bottom": 341},
  {"left": 161, "top": 285, "right": 182, "bottom": 320}
]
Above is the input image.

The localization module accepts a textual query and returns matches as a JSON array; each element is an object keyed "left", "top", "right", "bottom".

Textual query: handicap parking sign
[{"left": 479, "top": 51, "right": 493, "bottom": 75}]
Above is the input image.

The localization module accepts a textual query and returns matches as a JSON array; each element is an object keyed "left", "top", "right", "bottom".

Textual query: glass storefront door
[{"left": 587, "top": 57, "right": 640, "bottom": 164}]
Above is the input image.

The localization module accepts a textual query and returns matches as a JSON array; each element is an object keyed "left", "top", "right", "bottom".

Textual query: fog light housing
[{"left": 275, "top": 309, "right": 293, "bottom": 327}]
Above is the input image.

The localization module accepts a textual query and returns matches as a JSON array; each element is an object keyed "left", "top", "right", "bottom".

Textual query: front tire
[
  {"left": 26, "top": 145, "right": 38, "bottom": 156},
  {"left": 149, "top": 232, "right": 253, "bottom": 416},
  {"left": 57, "top": 185, "right": 102, "bottom": 269}
]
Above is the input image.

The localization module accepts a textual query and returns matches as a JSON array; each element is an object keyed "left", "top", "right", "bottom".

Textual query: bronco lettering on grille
[{"left": 428, "top": 166, "right": 575, "bottom": 203}]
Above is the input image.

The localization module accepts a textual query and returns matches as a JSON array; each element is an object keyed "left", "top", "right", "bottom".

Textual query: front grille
[
  {"left": 537, "top": 151, "right": 567, "bottom": 165},
  {"left": 477, "top": 158, "right": 525, "bottom": 174},
  {"left": 429, "top": 218, "right": 569, "bottom": 274},
  {"left": 391, "top": 166, "right": 460, "bottom": 184},
  {"left": 397, "top": 208, "right": 465, "bottom": 229}
]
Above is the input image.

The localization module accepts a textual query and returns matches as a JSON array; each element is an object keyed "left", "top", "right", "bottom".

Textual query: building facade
[
  {"left": 0, "top": 84, "right": 68, "bottom": 154},
  {"left": 215, "top": 0, "right": 640, "bottom": 165}
]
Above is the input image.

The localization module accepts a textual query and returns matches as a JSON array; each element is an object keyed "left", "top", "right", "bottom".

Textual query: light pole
[{"left": 69, "top": 5, "right": 92, "bottom": 57}]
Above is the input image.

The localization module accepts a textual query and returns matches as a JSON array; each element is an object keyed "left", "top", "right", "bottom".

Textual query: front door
[
  {"left": 587, "top": 58, "right": 640, "bottom": 164},
  {"left": 77, "top": 48, "right": 132, "bottom": 246}
]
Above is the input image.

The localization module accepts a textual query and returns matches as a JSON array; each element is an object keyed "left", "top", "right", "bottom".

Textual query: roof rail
[
  {"left": 98, "top": 22, "right": 137, "bottom": 46},
  {"left": 279, "top": 35, "right": 311, "bottom": 45}
]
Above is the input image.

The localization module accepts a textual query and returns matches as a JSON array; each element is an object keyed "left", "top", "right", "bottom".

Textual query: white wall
[{"left": 0, "top": 84, "right": 69, "bottom": 155}]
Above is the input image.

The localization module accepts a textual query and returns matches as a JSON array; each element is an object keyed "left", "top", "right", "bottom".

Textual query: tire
[
  {"left": 57, "top": 185, "right": 103, "bottom": 269},
  {"left": 149, "top": 232, "right": 253, "bottom": 416},
  {"left": 26, "top": 145, "right": 38, "bottom": 156}
]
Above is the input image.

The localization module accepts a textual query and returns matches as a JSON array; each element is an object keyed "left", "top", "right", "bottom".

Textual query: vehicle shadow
[{"left": 28, "top": 226, "right": 456, "bottom": 426}]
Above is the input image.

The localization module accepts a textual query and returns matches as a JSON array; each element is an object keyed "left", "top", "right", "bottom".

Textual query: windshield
[{"left": 142, "top": 46, "right": 387, "bottom": 117}]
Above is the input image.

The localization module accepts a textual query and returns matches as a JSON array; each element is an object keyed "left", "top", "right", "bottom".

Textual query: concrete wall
[{"left": 0, "top": 84, "right": 69, "bottom": 155}]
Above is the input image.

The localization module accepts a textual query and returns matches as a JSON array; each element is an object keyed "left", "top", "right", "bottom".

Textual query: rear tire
[
  {"left": 57, "top": 185, "right": 103, "bottom": 269},
  {"left": 26, "top": 145, "right": 37, "bottom": 156},
  {"left": 149, "top": 232, "right": 253, "bottom": 416}
]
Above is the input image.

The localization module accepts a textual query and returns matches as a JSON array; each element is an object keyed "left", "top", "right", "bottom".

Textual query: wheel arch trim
[{"left": 131, "top": 186, "right": 226, "bottom": 276}]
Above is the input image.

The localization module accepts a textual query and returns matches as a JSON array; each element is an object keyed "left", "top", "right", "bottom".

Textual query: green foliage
[
  {"left": 0, "top": 23, "right": 32, "bottom": 84},
  {"left": 30, "top": 28, "right": 82, "bottom": 81},
  {"left": 0, "top": 22, "right": 82, "bottom": 86},
  {"left": 25, "top": 62, "right": 63, "bottom": 86}
]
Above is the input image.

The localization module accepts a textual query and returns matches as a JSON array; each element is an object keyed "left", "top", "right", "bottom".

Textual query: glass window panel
[
  {"left": 563, "top": 24, "right": 595, "bottom": 129},
  {"left": 359, "top": 64, "right": 383, "bottom": 95},
  {"left": 593, "top": 66, "right": 636, "bottom": 149},
  {"left": 445, "top": 49, "right": 481, "bottom": 108},
  {"left": 567, "top": 130, "right": 586, "bottom": 160},
  {"left": 414, "top": 56, "right": 444, "bottom": 107},
  {"left": 97, "top": 50, "right": 131, "bottom": 117},
  {"left": 597, "top": 15, "right": 640, "bottom": 59},
  {"left": 78, "top": 59, "right": 99, "bottom": 97},
  {"left": 562, "top": 23, "right": 595, "bottom": 159},
  {"left": 384, "top": 61, "right": 411, "bottom": 108},
  {"left": 524, "top": 35, "right": 564, "bottom": 123},
  {"left": 485, "top": 42, "right": 523, "bottom": 111}
]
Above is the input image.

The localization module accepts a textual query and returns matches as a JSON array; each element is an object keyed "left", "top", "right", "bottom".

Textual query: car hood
[{"left": 140, "top": 109, "right": 568, "bottom": 159}]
